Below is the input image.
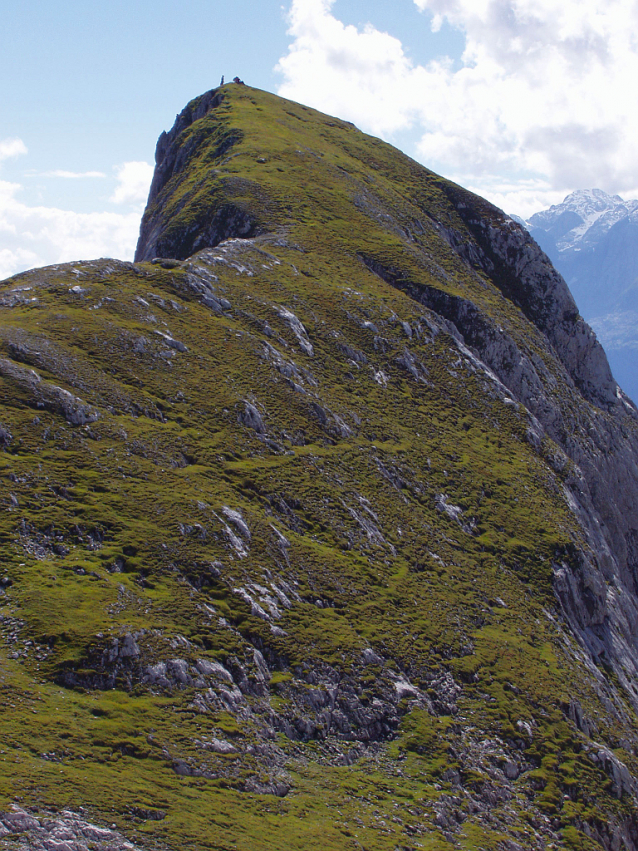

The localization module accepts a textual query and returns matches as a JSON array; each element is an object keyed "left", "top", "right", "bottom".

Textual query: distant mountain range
[{"left": 519, "top": 188, "right": 638, "bottom": 402}]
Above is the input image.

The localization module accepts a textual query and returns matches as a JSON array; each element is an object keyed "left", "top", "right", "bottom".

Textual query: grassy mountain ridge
[{"left": 1, "top": 84, "right": 638, "bottom": 850}]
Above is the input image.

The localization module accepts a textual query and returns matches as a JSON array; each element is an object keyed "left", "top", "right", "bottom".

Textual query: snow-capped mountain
[
  {"left": 528, "top": 188, "right": 638, "bottom": 253},
  {"left": 523, "top": 189, "right": 638, "bottom": 404}
]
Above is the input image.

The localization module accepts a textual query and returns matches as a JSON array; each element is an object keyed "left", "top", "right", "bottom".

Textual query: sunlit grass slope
[{"left": 1, "top": 84, "right": 637, "bottom": 850}]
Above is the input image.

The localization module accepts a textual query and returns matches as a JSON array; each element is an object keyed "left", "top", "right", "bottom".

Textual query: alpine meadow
[{"left": 1, "top": 84, "right": 638, "bottom": 850}]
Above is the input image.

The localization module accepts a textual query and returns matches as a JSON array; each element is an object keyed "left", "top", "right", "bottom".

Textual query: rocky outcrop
[
  {"left": 0, "top": 807, "right": 150, "bottom": 850},
  {"left": 362, "top": 194, "right": 638, "bottom": 714},
  {"left": 438, "top": 213, "right": 638, "bottom": 710},
  {"left": 524, "top": 189, "right": 638, "bottom": 404},
  {"left": 0, "top": 358, "right": 99, "bottom": 425},
  {"left": 135, "top": 87, "right": 260, "bottom": 262},
  {"left": 440, "top": 193, "right": 619, "bottom": 408}
]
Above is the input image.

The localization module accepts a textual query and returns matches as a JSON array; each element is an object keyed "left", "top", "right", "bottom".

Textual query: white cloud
[
  {"left": 0, "top": 151, "right": 155, "bottom": 280},
  {"left": 0, "top": 138, "right": 28, "bottom": 162},
  {"left": 461, "top": 177, "right": 570, "bottom": 220},
  {"left": 110, "top": 161, "right": 154, "bottom": 207},
  {"left": 0, "top": 178, "right": 142, "bottom": 281},
  {"left": 275, "top": 0, "right": 422, "bottom": 137},
  {"left": 276, "top": 0, "right": 638, "bottom": 215},
  {"left": 43, "top": 170, "right": 106, "bottom": 179}
]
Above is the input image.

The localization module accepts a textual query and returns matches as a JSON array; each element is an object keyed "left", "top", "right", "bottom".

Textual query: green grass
[{"left": 0, "top": 83, "right": 637, "bottom": 849}]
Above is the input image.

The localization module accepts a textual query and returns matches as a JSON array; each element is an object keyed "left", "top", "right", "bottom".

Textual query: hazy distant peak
[
  {"left": 524, "top": 186, "right": 638, "bottom": 404},
  {"left": 527, "top": 188, "right": 638, "bottom": 253},
  {"left": 560, "top": 187, "right": 624, "bottom": 210}
]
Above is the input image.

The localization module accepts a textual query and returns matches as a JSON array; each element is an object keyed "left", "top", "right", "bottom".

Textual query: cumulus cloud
[
  {"left": 275, "top": 0, "right": 422, "bottom": 137},
  {"left": 43, "top": 170, "right": 107, "bottom": 179},
  {"left": 0, "top": 150, "right": 154, "bottom": 280},
  {"left": 0, "top": 138, "right": 28, "bottom": 162},
  {"left": 110, "top": 161, "right": 154, "bottom": 207},
  {"left": 276, "top": 0, "right": 638, "bottom": 214},
  {"left": 0, "top": 177, "right": 142, "bottom": 280}
]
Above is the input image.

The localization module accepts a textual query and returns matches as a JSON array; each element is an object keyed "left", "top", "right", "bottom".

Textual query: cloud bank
[
  {"left": 0, "top": 140, "right": 153, "bottom": 281},
  {"left": 110, "top": 161, "right": 155, "bottom": 206},
  {"left": 276, "top": 0, "right": 638, "bottom": 215},
  {"left": 0, "top": 139, "right": 28, "bottom": 163},
  {"left": 42, "top": 170, "right": 107, "bottom": 179}
]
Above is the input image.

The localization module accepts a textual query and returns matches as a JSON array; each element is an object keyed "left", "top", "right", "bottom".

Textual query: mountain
[
  {"left": 525, "top": 189, "right": 638, "bottom": 403},
  {"left": 2, "top": 84, "right": 638, "bottom": 851}
]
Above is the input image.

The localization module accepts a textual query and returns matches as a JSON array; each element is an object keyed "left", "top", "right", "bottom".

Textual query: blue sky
[
  {"left": 1, "top": 1, "right": 289, "bottom": 210},
  {"left": 1, "top": 0, "right": 636, "bottom": 277}
]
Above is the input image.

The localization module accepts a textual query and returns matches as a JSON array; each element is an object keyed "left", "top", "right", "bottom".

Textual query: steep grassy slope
[{"left": 2, "top": 84, "right": 638, "bottom": 850}]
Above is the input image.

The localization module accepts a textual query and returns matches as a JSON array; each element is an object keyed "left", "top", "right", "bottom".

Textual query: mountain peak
[
  {"left": 524, "top": 187, "right": 638, "bottom": 404},
  {"left": 527, "top": 187, "right": 638, "bottom": 254},
  {"left": 2, "top": 88, "right": 638, "bottom": 849},
  {"left": 135, "top": 83, "right": 364, "bottom": 262},
  {"left": 561, "top": 187, "right": 624, "bottom": 208},
  {"left": 554, "top": 188, "right": 628, "bottom": 224}
]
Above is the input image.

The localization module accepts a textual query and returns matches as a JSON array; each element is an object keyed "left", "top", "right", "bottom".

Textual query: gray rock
[
  {"left": 310, "top": 402, "right": 328, "bottom": 425},
  {"left": 197, "top": 737, "right": 237, "bottom": 754},
  {"left": 221, "top": 506, "right": 251, "bottom": 540},
  {"left": 0, "top": 423, "right": 12, "bottom": 447},
  {"left": 172, "top": 759, "right": 201, "bottom": 777},
  {"left": 503, "top": 760, "right": 520, "bottom": 780},
  {"left": 0, "top": 808, "right": 144, "bottom": 851},
  {"left": 0, "top": 359, "right": 99, "bottom": 426},
  {"left": 167, "top": 659, "right": 191, "bottom": 685},
  {"left": 590, "top": 745, "right": 638, "bottom": 801},
  {"left": 195, "top": 659, "right": 233, "bottom": 682},
  {"left": 153, "top": 330, "right": 187, "bottom": 352},
  {"left": 118, "top": 633, "right": 140, "bottom": 659},
  {"left": 361, "top": 648, "right": 384, "bottom": 666},
  {"left": 339, "top": 343, "right": 368, "bottom": 364},
  {"left": 144, "top": 662, "right": 169, "bottom": 687},
  {"left": 275, "top": 307, "right": 314, "bottom": 356},
  {"left": 239, "top": 401, "right": 265, "bottom": 434},
  {"left": 568, "top": 698, "right": 595, "bottom": 737},
  {"left": 1, "top": 811, "right": 41, "bottom": 832}
]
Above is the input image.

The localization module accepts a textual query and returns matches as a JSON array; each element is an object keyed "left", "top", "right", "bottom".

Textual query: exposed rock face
[
  {"left": 0, "top": 358, "right": 99, "bottom": 425},
  {"left": 135, "top": 88, "right": 259, "bottom": 262},
  {"left": 362, "top": 203, "right": 638, "bottom": 711},
  {"left": 0, "top": 807, "right": 150, "bottom": 850},
  {"left": 3, "top": 84, "right": 638, "bottom": 850},
  {"left": 524, "top": 188, "right": 638, "bottom": 404},
  {"left": 469, "top": 286, "right": 636, "bottom": 704},
  {"left": 431, "top": 210, "right": 638, "bottom": 709}
]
